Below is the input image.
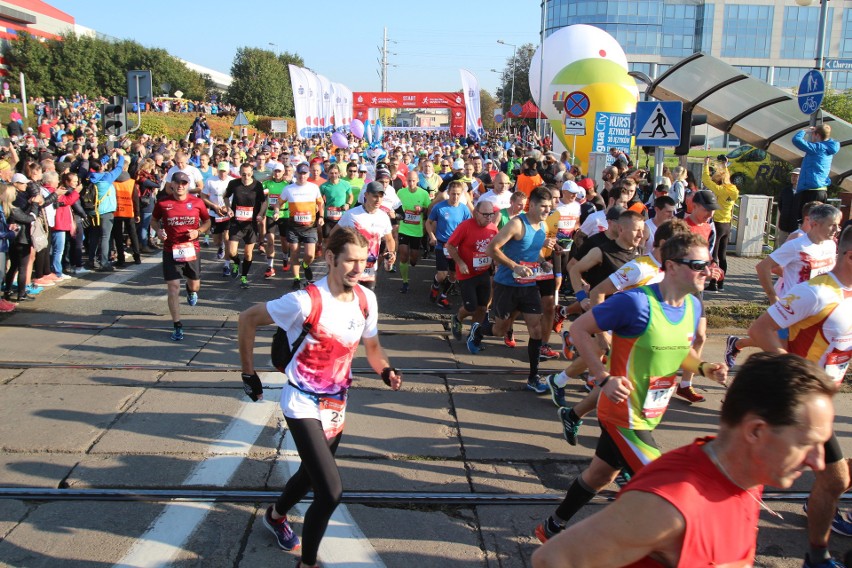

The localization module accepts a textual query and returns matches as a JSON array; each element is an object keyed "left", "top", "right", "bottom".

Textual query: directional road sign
[
  {"left": 634, "top": 101, "right": 682, "bottom": 147},
  {"left": 798, "top": 70, "right": 824, "bottom": 115}
]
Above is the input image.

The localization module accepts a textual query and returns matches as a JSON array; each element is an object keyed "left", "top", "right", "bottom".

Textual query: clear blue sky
[{"left": 49, "top": 0, "right": 542, "bottom": 98}]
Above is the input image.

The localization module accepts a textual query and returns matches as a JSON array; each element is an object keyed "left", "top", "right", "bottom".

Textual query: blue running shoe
[
  {"left": 263, "top": 506, "right": 301, "bottom": 551},
  {"left": 26, "top": 284, "right": 43, "bottom": 295},
  {"left": 803, "top": 503, "right": 852, "bottom": 537},
  {"left": 558, "top": 407, "right": 582, "bottom": 446},
  {"left": 170, "top": 327, "right": 184, "bottom": 341},
  {"left": 802, "top": 555, "right": 845, "bottom": 568},
  {"left": 466, "top": 322, "right": 481, "bottom": 354},
  {"left": 526, "top": 375, "right": 548, "bottom": 394},
  {"left": 725, "top": 335, "right": 741, "bottom": 369},
  {"left": 187, "top": 292, "right": 198, "bottom": 307},
  {"left": 547, "top": 374, "right": 567, "bottom": 408}
]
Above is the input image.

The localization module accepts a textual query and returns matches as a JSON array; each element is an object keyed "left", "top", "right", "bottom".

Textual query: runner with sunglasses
[{"left": 535, "top": 232, "right": 728, "bottom": 544}]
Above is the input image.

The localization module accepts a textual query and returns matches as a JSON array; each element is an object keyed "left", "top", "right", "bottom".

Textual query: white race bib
[
  {"left": 172, "top": 242, "right": 197, "bottom": 262},
  {"left": 235, "top": 206, "right": 253, "bottom": 221}
]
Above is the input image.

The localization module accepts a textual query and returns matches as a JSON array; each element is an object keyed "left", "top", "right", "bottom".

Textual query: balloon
[
  {"left": 350, "top": 119, "right": 365, "bottom": 139},
  {"left": 331, "top": 131, "right": 348, "bottom": 149},
  {"left": 528, "top": 24, "right": 638, "bottom": 172},
  {"left": 374, "top": 120, "right": 384, "bottom": 142},
  {"left": 364, "top": 120, "right": 374, "bottom": 145}
]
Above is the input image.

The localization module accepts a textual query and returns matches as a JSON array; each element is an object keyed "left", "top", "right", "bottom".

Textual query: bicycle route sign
[{"left": 798, "top": 70, "right": 824, "bottom": 115}]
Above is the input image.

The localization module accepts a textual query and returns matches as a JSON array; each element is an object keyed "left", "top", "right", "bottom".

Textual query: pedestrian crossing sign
[{"left": 634, "top": 101, "right": 682, "bottom": 147}]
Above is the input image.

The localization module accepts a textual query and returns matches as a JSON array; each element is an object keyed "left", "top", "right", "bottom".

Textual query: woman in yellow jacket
[{"left": 702, "top": 156, "right": 739, "bottom": 291}]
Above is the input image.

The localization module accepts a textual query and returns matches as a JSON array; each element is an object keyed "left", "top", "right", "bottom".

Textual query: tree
[
  {"left": 495, "top": 43, "right": 535, "bottom": 112},
  {"left": 822, "top": 90, "right": 852, "bottom": 124},
  {"left": 226, "top": 47, "right": 303, "bottom": 117},
  {"left": 480, "top": 89, "right": 497, "bottom": 131},
  {"left": 4, "top": 32, "right": 52, "bottom": 98}
]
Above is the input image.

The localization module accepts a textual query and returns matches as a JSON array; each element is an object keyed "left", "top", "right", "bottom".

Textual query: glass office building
[{"left": 545, "top": 0, "right": 852, "bottom": 90}]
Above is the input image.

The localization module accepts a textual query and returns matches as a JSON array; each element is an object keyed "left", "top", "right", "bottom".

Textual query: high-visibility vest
[{"left": 114, "top": 178, "right": 135, "bottom": 218}]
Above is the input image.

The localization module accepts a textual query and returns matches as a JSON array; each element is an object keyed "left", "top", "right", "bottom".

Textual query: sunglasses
[
  {"left": 347, "top": 169, "right": 357, "bottom": 173},
  {"left": 671, "top": 259, "right": 710, "bottom": 271}
]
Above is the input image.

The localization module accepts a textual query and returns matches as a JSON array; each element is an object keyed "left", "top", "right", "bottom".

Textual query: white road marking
[
  {"left": 280, "top": 419, "right": 386, "bottom": 567},
  {"left": 114, "top": 372, "right": 284, "bottom": 568},
  {"left": 61, "top": 257, "right": 159, "bottom": 300}
]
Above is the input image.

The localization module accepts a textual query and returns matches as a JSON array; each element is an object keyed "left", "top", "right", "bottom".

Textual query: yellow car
[{"left": 725, "top": 145, "right": 787, "bottom": 187}]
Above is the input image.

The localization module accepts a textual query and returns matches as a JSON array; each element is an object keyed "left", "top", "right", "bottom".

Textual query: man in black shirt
[{"left": 225, "top": 162, "right": 267, "bottom": 289}]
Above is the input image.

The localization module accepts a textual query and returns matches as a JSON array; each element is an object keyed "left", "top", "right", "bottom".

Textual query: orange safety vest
[{"left": 114, "top": 178, "right": 135, "bottom": 218}]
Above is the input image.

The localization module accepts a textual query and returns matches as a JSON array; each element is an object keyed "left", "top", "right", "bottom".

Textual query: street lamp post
[
  {"left": 490, "top": 68, "right": 507, "bottom": 111},
  {"left": 497, "top": 40, "right": 517, "bottom": 126},
  {"left": 794, "top": 0, "right": 829, "bottom": 125}
]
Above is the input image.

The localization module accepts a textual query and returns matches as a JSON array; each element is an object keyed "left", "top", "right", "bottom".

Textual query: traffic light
[
  {"left": 102, "top": 96, "right": 127, "bottom": 137},
  {"left": 674, "top": 111, "right": 707, "bottom": 156}
]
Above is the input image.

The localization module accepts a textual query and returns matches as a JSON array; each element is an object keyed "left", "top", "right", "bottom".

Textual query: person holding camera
[{"left": 793, "top": 125, "right": 839, "bottom": 224}]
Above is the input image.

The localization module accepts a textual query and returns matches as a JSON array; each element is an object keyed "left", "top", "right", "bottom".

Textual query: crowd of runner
[{"left": 0, "top": 104, "right": 850, "bottom": 566}]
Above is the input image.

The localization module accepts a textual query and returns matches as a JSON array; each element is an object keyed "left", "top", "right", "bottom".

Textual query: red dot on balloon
[{"left": 599, "top": 49, "right": 607, "bottom": 57}]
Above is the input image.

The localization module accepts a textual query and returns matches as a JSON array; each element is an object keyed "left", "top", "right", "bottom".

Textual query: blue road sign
[
  {"left": 798, "top": 70, "right": 824, "bottom": 115},
  {"left": 494, "top": 114, "right": 504, "bottom": 124},
  {"left": 564, "top": 91, "right": 590, "bottom": 118},
  {"left": 634, "top": 101, "right": 682, "bottom": 147},
  {"left": 509, "top": 103, "right": 522, "bottom": 116},
  {"left": 825, "top": 59, "right": 852, "bottom": 71}
]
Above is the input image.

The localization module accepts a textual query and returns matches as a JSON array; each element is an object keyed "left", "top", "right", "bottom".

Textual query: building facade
[{"left": 545, "top": 0, "right": 852, "bottom": 91}]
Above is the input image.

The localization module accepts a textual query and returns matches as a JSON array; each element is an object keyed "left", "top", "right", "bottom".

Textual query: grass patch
[{"left": 705, "top": 301, "right": 767, "bottom": 329}]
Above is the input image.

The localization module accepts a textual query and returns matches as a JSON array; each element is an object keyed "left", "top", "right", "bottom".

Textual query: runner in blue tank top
[{"left": 468, "top": 186, "right": 556, "bottom": 393}]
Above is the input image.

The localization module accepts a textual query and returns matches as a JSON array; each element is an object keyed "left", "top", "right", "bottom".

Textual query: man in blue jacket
[
  {"left": 793, "top": 125, "right": 839, "bottom": 224},
  {"left": 88, "top": 149, "right": 125, "bottom": 271}
]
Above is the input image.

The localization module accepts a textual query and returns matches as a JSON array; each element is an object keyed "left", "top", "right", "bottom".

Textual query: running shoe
[
  {"left": 32, "top": 277, "right": 55, "bottom": 287},
  {"left": 216, "top": 246, "right": 225, "bottom": 260},
  {"left": 450, "top": 314, "right": 462, "bottom": 340},
  {"left": 725, "top": 335, "right": 741, "bottom": 369},
  {"left": 503, "top": 329, "right": 516, "bottom": 348},
  {"left": 263, "top": 506, "right": 301, "bottom": 551},
  {"left": 675, "top": 385, "right": 705, "bottom": 403},
  {"left": 561, "top": 330, "right": 575, "bottom": 360},
  {"left": 202, "top": 234, "right": 210, "bottom": 247},
  {"left": 0, "top": 299, "right": 16, "bottom": 312},
  {"left": 437, "top": 295, "right": 450, "bottom": 309},
  {"left": 400, "top": 282, "right": 409, "bottom": 294},
  {"left": 187, "top": 292, "right": 198, "bottom": 307},
  {"left": 429, "top": 285, "right": 439, "bottom": 302},
  {"left": 466, "top": 322, "right": 481, "bottom": 354},
  {"left": 264, "top": 267, "right": 276, "bottom": 279},
  {"left": 526, "top": 375, "right": 549, "bottom": 394},
  {"left": 240, "top": 276, "right": 249, "bottom": 289},
  {"left": 170, "top": 327, "right": 184, "bottom": 341},
  {"left": 539, "top": 344, "right": 559, "bottom": 361},
  {"left": 73, "top": 266, "right": 91, "bottom": 275},
  {"left": 802, "top": 555, "right": 845, "bottom": 568},
  {"left": 580, "top": 372, "right": 595, "bottom": 393},
  {"left": 55, "top": 273, "right": 73, "bottom": 281},
  {"left": 292, "top": 278, "right": 302, "bottom": 290},
  {"left": 534, "top": 518, "right": 564, "bottom": 544},
  {"left": 303, "top": 262, "right": 313, "bottom": 282},
  {"left": 282, "top": 259, "right": 291, "bottom": 272},
  {"left": 803, "top": 503, "right": 852, "bottom": 537},
  {"left": 558, "top": 407, "right": 582, "bottom": 446},
  {"left": 25, "top": 284, "right": 43, "bottom": 295},
  {"left": 231, "top": 263, "right": 239, "bottom": 279},
  {"left": 614, "top": 469, "right": 632, "bottom": 488},
  {"left": 222, "top": 265, "right": 231, "bottom": 277},
  {"left": 546, "top": 374, "right": 567, "bottom": 408},
  {"left": 552, "top": 306, "right": 567, "bottom": 334}
]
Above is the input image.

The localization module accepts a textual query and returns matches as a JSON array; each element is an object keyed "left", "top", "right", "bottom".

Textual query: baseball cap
[
  {"left": 11, "top": 173, "right": 28, "bottom": 184},
  {"left": 273, "top": 163, "right": 285, "bottom": 172},
  {"left": 172, "top": 172, "right": 190, "bottom": 184},
  {"left": 576, "top": 177, "right": 594, "bottom": 191},
  {"left": 791, "top": 168, "right": 801, "bottom": 175},
  {"left": 296, "top": 163, "right": 310, "bottom": 174},
  {"left": 217, "top": 161, "right": 230, "bottom": 171},
  {"left": 261, "top": 145, "right": 272, "bottom": 153},
  {"left": 561, "top": 180, "right": 582, "bottom": 194},
  {"left": 452, "top": 158, "right": 464, "bottom": 170},
  {"left": 349, "top": 152, "right": 360, "bottom": 161},
  {"left": 692, "top": 190, "right": 720, "bottom": 210},
  {"left": 606, "top": 206, "right": 626, "bottom": 221},
  {"left": 358, "top": 164, "right": 368, "bottom": 172},
  {"left": 364, "top": 181, "right": 385, "bottom": 195},
  {"left": 375, "top": 167, "right": 391, "bottom": 180}
]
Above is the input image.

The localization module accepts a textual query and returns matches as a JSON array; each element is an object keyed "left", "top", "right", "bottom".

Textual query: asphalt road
[{"left": 0, "top": 244, "right": 849, "bottom": 567}]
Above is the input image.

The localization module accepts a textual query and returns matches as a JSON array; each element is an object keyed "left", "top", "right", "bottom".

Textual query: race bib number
[
  {"left": 825, "top": 350, "right": 850, "bottom": 386},
  {"left": 514, "top": 260, "right": 541, "bottom": 284},
  {"left": 472, "top": 254, "right": 491, "bottom": 269},
  {"left": 642, "top": 375, "right": 677, "bottom": 419},
  {"left": 293, "top": 212, "right": 313, "bottom": 226},
  {"left": 319, "top": 396, "right": 346, "bottom": 440},
  {"left": 558, "top": 216, "right": 577, "bottom": 231},
  {"left": 403, "top": 210, "right": 421, "bottom": 224},
  {"left": 172, "top": 242, "right": 197, "bottom": 262},
  {"left": 326, "top": 206, "right": 343, "bottom": 221},
  {"left": 363, "top": 257, "right": 377, "bottom": 280},
  {"left": 235, "top": 206, "right": 253, "bottom": 221},
  {"left": 268, "top": 196, "right": 279, "bottom": 206},
  {"left": 215, "top": 212, "right": 231, "bottom": 223}
]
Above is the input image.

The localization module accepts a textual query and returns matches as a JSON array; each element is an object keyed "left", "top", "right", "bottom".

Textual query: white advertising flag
[
  {"left": 459, "top": 69, "right": 484, "bottom": 141},
  {"left": 288, "top": 65, "right": 310, "bottom": 138}
]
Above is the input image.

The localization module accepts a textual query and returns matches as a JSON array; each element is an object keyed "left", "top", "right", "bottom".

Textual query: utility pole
[{"left": 377, "top": 27, "right": 397, "bottom": 92}]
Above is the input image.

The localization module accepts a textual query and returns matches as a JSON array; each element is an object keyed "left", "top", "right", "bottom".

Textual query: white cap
[
  {"left": 452, "top": 158, "right": 465, "bottom": 170},
  {"left": 561, "top": 180, "right": 583, "bottom": 194}
]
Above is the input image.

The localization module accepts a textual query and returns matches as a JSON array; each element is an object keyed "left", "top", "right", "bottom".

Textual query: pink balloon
[
  {"left": 350, "top": 119, "right": 365, "bottom": 139},
  {"left": 331, "top": 132, "right": 348, "bottom": 149}
]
